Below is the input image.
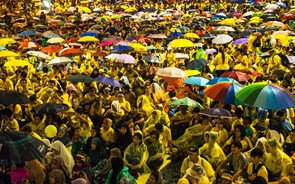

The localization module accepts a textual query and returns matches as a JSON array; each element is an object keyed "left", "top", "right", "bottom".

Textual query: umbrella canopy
[
  {"left": 212, "top": 34, "right": 233, "bottom": 44},
  {"left": 94, "top": 76, "right": 122, "bottom": 87},
  {"left": 18, "top": 42, "right": 40, "bottom": 49},
  {"left": 204, "top": 82, "right": 243, "bottom": 104},
  {"left": 0, "top": 90, "right": 31, "bottom": 104},
  {"left": 169, "top": 39, "right": 195, "bottom": 48},
  {"left": 0, "top": 38, "right": 16, "bottom": 46},
  {"left": 206, "top": 77, "right": 239, "bottom": 85},
  {"left": 157, "top": 67, "right": 186, "bottom": 78},
  {"left": 47, "top": 37, "right": 65, "bottom": 44},
  {"left": 48, "top": 57, "right": 73, "bottom": 65},
  {"left": 186, "top": 59, "right": 208, "bottom": 69},
  {"left": 215, "top": 26, "right": 235, "bottom": 32},
  {"left": 80, "top": 31, "right": 98, "bottom": 37},
  {"left": 4, "top": 60, "right": 32, "bottom": 67},
  {"left": 221, "top": 71, "right": 250, "bottom": 82},
  {"left": 148, "top": 34, "right": 167, "bottom": 39},
  {"left": 236, "top": 82, "right": 295, "bottom": 109},
  {"left": 27, "top": 51, "right": 51, "bottom": 59},
  {"left": 100, "top": 40, "right": 116, "bottom": 46},
  {"left": 111, "top": 46, "right": 134, "bottom": 53},
  {"left": 0, "top": 50, "right": 19, "bottom": 57},
  {"left": 78, "top": 36, "right": 99, "bottom": 42},
  {"left": 183, "top": 77, "right": 209, "bottom": 86},
  {"left": 169, "top": 32, "right": 183, "bottom": 37},
  {"left": 233, "top": 38, "right": 249, "bottom": 45},
  {"left": 144, "top": 55, "right": 160, "bottom": 63},
  {"left": 68, "top": 75, "right": 94, "bottom": 83},
  {"left": 92, "top": 51, "right": 108, "bottom": 57},
  {"left": 59, "top": 48, "right": 83, "bottom": 57},
  {"left": 19, "top": 30, "right": 36, "bottom": 37},
  {"left": 199, "top": 108, "right": 233, "bottom": 118},
  {"left": 0, "top": 131, "right": 48, "bottom": 164},
  {"left": 184, "top": 33, "right": 200, "bottom": 38},
  {"left": 169, "top": 97, "right": 203, "bottom": 108},
  {"left": 129, "top": 43, "right": 148, "bottom": 52},
  {"left": 42, "top": 32, "right": 60, "bottom": 39},
  {"left": 34, "top": 102, "right": 69, "bottom": 115},
  {"left": 41, "top": 45, "right": 63, "bottom": 54}
]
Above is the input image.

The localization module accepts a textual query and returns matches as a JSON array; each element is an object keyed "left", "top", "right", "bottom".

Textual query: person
[
  {"left": 283, "top": 129, "right": 295, "bottom": 156},
  {"left": 114, "top": 122, "right": 133, "bottom": 153},
  {"left": 144, "top": 130, "right": 165, "bottom": 171},
  {"left": 216, "top": 141, "right": 249, "bottom": 182},
  {"left": 83, "top": 126, "right": 100, "bottom": 155},
  {"left": 180, "top": 146, "right": 215, "bottom": 182},
  {"left": 213, "top": 46, "right": 233, "bottom": 77},
  {"left": 48, "top": 169, "right": 66, "bottom": 184},
  {"left": 72, "top": 154, "right": 91, "bottom": 180},
  {"left": 147, "top": 170, "right": 162, "bottom": 184},
  {"left": 246, "top": 148, "right": 268, "bottom": 182},
  {"left": 281, "top": 153, "right": 295, "bottom": 183},
  {"left": 11, "top": 162, "right": 29, "bottom": 184},
  {"left": 54, "top": 126, "right": 72, "bottom": 149},
  {"left": 100, "top": 118, "right": 116, "bottom": 148},
  {"left": 210, "top": 119, "right": 228, "bottom": 147},
  {"left": 25, "top": 159, "right": 46, "bottom": 184},
  {"left": 71, "top": 127, "right": 86, "bottom": 155},
  {"left": 87, "top": 137, "right": 108, "bottom": 167},
  {"left": 105, "top": 157, "right": 137, "bottom": 184},
  {"left": 48, "top": 156, "right": 71, "bottom": 184},
  {"left": 183, "top": 163, "right": 210, "bottom": 184}
]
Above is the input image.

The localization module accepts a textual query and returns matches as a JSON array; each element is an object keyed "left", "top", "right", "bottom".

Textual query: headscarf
[
  {"left": 111, "top": 100, "right": 121, "bottom": 113},
  {"left": 88, "top": 137, "right": 108, "bottom": 166},
  {"left": 110, "top": 157, "right": 124, "bottom": 184},
  {"left": 73, "top": 154, "right": 91, "bottom": 174},
  {"left": 71, "top": 178, "right": 88, "bottom": 184},
  {"left": 49, "top": 169, "right": 66, "bottom": 184},
  {"left": 66, "top": 84, "right": 77, "bottom": 95},
  {"left": 56, "top": 126, "right": 72, "bottom": 147},
  {"left": 204, "top": 131, "right": 218, "bottom": 146},
  {"left": 98, "top": 148, "right": 122, "bottom": 176},
  {"left": 51, "top": 141, "right": 75, "bottom": 174},
  {"left": 137, "top": 95, "right": 154, "bottom": 117},
  {"left": 42, "top": 138, "right": 51, "bottom": 148}
]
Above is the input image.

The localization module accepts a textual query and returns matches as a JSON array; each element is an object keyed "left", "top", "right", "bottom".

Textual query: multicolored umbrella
[
  {"left": 94, "top": 76, "right": 122, "bottom": 88},
  {"left": 18, "top": 42, "right": 40, "bottom": 49},
  {"left": 236, "top": 82, "right": 295, "bottom": 109},
  {"left": 169, "top": 97, "right": 203, "bottom": 108},
  {"left": 183, "top": 77, "right": 209, "bottom": 86},
  {"left": 0, "top": 90, "right": 30, "bottom": 104},
  {"left": 204, "top": 82, "right": 243, "bottom": 104},
  {"left": 199, "top": 108, "right": 233, "bottom": 118}
]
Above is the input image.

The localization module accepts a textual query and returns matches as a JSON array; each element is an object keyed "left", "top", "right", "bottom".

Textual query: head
[
  {"left": 250, "top": 148, "right": 263, "bottom": 165},
  {"left": 58, "top": 127, "right": 68, "bottom": 138},
  {"left": 234, "top": 124, "right": 246, "bottom": 139},
  {"left": 265, "top": 138, "right": 278, "bottom": 153},
  {"left": 148, "top": 170, "right": 161, "bottom": 184},
  {"left": 117, "top": 123, "right": 128, "bottom": 134},
  {"left": 155, "top": 123, "right": 163, "bottom": 133},
  {"left": 188, "top": 146, "right": 199, "bottom": 163},
  {"left": 91, "top": 137, "right": 101, "bottom": 150},
  {"left": 231, "top": 140, "right": 242, "bottom": 155},
  {"left": 133, "top": 132, "right": 143, "bottom": 146},
  {"left": 149, "top": 130, "right": 160, "bottom": 143}
]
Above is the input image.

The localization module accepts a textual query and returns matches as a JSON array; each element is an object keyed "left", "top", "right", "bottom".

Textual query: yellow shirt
[
  {"left": 264, "top": 149, "right": 291, "bottom": 175},
  {"left": 247, "top": 162, "right": 268, "bottom": 182},
  {"left": 100, "top": 127, "right": 116, "bottom": 145},
  {"left": 213, "top": 53, "right": 232, "bottom": 70}
]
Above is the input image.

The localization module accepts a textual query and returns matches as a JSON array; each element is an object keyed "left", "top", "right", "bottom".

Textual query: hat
[
  {"left": 188, "top": 146, "right": 199, "bottom": 154},
  {"left": 46, "top": 88, "right": 53, "bottom": 94},
  {"left": 103, "top": 118, "right": 112, "bottom": 126}
]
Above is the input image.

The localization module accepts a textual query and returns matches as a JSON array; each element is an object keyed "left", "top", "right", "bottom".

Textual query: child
[{"left": 72, "top": 127, "right": 86, "bottom": 155}]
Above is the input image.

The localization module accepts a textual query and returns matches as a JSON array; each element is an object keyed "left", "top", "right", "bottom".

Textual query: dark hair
[
  {"left": 231, "top": 140, "right": 243, "bottom": 149},
  {"left": 250, "top": 148, "right": 263, "bottom": 158},
  {"left": 150, "top": 130, "right": 160, "bottom": 140},
  {"left": 133, "top": 132, "right": 143, "bottom": 144},
  {"left": 155, "top": 123, "right": 163, "bottom": 132},
  {"left": 252, "top": 176, "right": 267, "bottom": 184},
  {"left": 235, "top": 108, "right": 243, "bottom": 118},
  {"left": 110, "top": 157, "right": 124, "bottom": 184},
  {"left": 234, "top": 124, "right": 246, "bottom": 139},
  {"left": 192, "top": 107, "right": 200, "bottom": 113},
  {"left": 150, "top": 170, "right": 161, "bottom": 184},
  {"left": 22, "top": 126, "right": 32, "bottom": 133}
]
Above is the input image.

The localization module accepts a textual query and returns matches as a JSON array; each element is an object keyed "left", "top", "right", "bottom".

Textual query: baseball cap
[{"left": 188, "top": 146, "right": 199, "bottom": 154}]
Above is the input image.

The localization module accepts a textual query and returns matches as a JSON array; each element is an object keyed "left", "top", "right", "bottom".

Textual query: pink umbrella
[
  {"left": 205, "top": 48, "right": 217, "bottom": 55},
  {"left": 117, "top": 41, "right": 130, "bottom": 46},
  {"left": 100, "top": 40, "right": 116, "bottom": 46}
]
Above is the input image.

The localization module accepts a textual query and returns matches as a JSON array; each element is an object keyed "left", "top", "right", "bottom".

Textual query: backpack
[
  {"left": 253, "top": 38, "right": 261, "bottom": 47},
  {"left": 277, "top": 53, "right": 290, "bottom": 67}
]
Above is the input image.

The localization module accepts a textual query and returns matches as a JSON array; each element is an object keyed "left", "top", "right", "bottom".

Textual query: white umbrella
[
  {"left": 212, "top": 34, "right": 233, "bottom": 44},
  {"left": 47, "top": 37, "right": 65, "bottom": 44},
  {"left": 215, "top": 26, "right": 235, "bottom": 32},
  {"left": 265, "top": 4, "right": 279, "bottom": 10},
  {"left": 287, "top": 56, "right": 295, "bottom": 64},
  {"left": 105, "top": 53, "right": 121, "bottom": 59},
  {"left": 27, "top": 51, "right": 51, "bottom": 60},
  {"left": 205, "top": 48, "right": 217, "bottom": 55},
  {"left": 242, "top": 11, "right": 254, "bottom": 17},
  {"left": 157, "top": 67, "right": 186, "bottom": 78},
  {"left": 48, "top": 57, "right": 73, "bottom": 65},
  {"left": 175, "top": 53, "right": 190, "bottom": 59},
  {"left": 116, "top": 54, "right": 136, "bottom": 64}
]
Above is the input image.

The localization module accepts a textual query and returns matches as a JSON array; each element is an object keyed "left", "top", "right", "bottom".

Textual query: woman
[
  {"left": 245, "top": 137, "right": 267, "bottom": 159},
  {"left": 69, "top": 89, "right": 81, "bottom": 110},
  {"left": 151, "top": 83, "right": 164, "bottom": 102},
  {"left": 48, "top": 169, "right": 66, "bottom": 184},
  {"left": 147, "top": 170, "right": 162, "bottom": 184},
  {"left": 114, "top": 122, "right": 133, "bottom": 153},
  {"left": 137, "top": 93, "right": 154, "bottom": 117},
  {"left": 100, "top": 118, "right": 116, "bottom": 147},
  {"left": 123, "top": 132, "right": 148, "bottom": 178},
  {"left": 213, "top": 46, "right": 233, "bottom": 77},
  {"left": 143, "top": 110, "right": 161, "bottom": 129},
  {"left": 87, "top": 137, "right": 108, "bottom": 167},
  {"left": 104, "top": 100, "right": 124, "bottom": 123},
  {"left": 51, "top": 140, "right": 75, "bottom": 176},
  {"left": 199, "top": 132, "right": 226, "bottom": 169},
  {"left": 210, "top": 119, "right": 229, "bottom": 147},
  {"left": 106, "top": 157, "right": 137, "bottom": 184},
  {"left": 25, "top": 159, "right": 46, "bottom": 184},
  {"left": 54, "top": 126, "right": 72, "bottom": 149},
  {"left": 83, "top": 126, "right": 100, "bottom": 155},
  {"left": 183, "top": 163, "right": 210, "bottom": 184},
  {"left": 72, "top": 154, "right": 91, "bottom": 180},
  {"left": 48, "top": 156, "right": 71, "bottom": 183}
]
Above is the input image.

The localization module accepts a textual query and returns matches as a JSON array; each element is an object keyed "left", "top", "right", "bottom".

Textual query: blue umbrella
[
  {"left": 206, "top": 77, "right": 239, "bottom": 85},
  {"left": 19, "top": 30, "right": 36, "bottom": 37},
  {"left": 43, "top": 32, "right": 61, "bottom": 39},
  {"left": 126, "top": 36, "right": 137, "bottom": 41},
  {"left": 169, "top": 32, "right": 183, "bottom": 37},
  {"left": 183, "top": 77, "right": 209, "bottom": 86},
  {"left": 111, "top": 46, "right": 134, "bottom": 53},
  {"left": 80, "top": 32, "right": 98, "bottom": 37},
  {"left": 94, "top": 76, "right": 122, "bottom": 88},
  {"left": 144, "top": 8, "right": 156, "bottom": 12},
  {"left": 276, "top": 2, "right": 286, "bottom": 8}
]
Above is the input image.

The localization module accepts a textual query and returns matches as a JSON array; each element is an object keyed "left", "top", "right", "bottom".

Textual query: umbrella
[
  {"left": 186, "top": 59, "right": 208, "bottom": 69},
  {"left": 169, "top": 97, "right": 203, "bottom": 108},
  {"left": 0, "top": 131, "right": 48, "bottom": 164},
  {"left": 92, "top": 51, "right": 108, "bottom": 57},
  {"left": 175, "top": 53, "right": 190, "bottom": 59},
  {"left": 68, "top": 75, "right": 94, "bottom": 83},
  {"left": 129, "top": 43, "right": 148, "bottom": 52},
  {"left": 27, "top": 51, "right": 51, "bottom": 59},
  {"left": 215, "top": 26, "right": 235, "bottom": 32},
  {"left": 41, "top": 45, "right": 63, "bottom": 54},
  {"left": 117, "top": 41, "right": 130, "bottom": 46},
  {"left": 184, "top": 70, "right": 201, "bottom": 76},
  {"left": 0, "top": 45, "right": 6, "bottom": 51},
  {"left": 80, "top": 32, "right": 98, "bottom": 37},
  {"left": 183, "top": 77, "right": 209, "bottom": 86},
  {"left": 184, "top": 33, "right": 200, "bottom": 38},
  {"left": 144, "top": 55, "right": 160, "bottom": 63},
  {"left": 276, "top": 2, "right": 287, "bottom": 8},
  {"left": 47, "top": 37, "right": 65, "bottom": 44},
  {"left": 236, "top": 82, "right": 295, "bottom": 109},
  {"left": 265, "top": 4, "right": 279, "bottom": 10},
  {"left": 199, "top": 108, "right": 233, "bottom": 118},
  {"left": 94, "top": 76, "right": 122, "bottom": 87},
  {"left": 100, "top": 40, "right": 116, "bottom": 46},
  {"left": 221, "top": 71, "right": 250, "bottom": 82},
  {"left": 34, "top": 102, "right": 69, "bottom": 115},
  {"left": 287, "top": 56, "right": 295, "bottom": 64},
  {"left": 115, "top": 54, "right": 136, "bottom": 64},
  {"left": 78, "top": 36, "right": 99, "bottom": 42},
  {"left": 19, "top": 30, "right": 35, "bottom": 37},
  {"left": 0, "top": 90, "right": 30, "bottom": 104},
  {"left": 204, "top": 82, "right": 243, "bottom": 104},
  {"left": 0, "top": 50, "right": 19, "bottom": 57},
  {"left": 212, "top": 34, "right": 233, "bottom": 44},
  {"left": 0, "top": 38, "right": 16, "bottom": 46},
  {"left": 157, "top": 67, "right": 186, "bottom": 78},
  {"left": 18, "top": 42, "right": 40, "bottom": 49},
  {"left": 4, "top": 60, "right": 32, "bottom": 67},
  {"left": 148, "top": 34, "right": 167, "bottom": 39},
  {"left": 206, "top": 77, "right": 239, "bottom": 85},
  {"left": 111, "top": 46, "right": 134, "bottom": 53},
  {"left": 42, "top": 32, "right": 60, "bottom": 39},
  {"left": 48, "top": 57, "right": 73, "bottom": 65},
  {"left": 169, "top": 39, "right": 195, "bottom": 48},
  {"left": 201, "top": 34, "right": 216, "bottom": 39},
  {"left": 205, "top": 48, "right": 217, "bottom": 55},
  {"left": 169, "top": 32, "right": 183, "bottom": 37},
  {"left": 233, "top": 38, "right": 249, "bottom": 45},
  {"left": 68, "top": 43, "right": 82, "bottom": 47},
  {"left": 59, "top": 48, "right": 83, "bottom": 57}
]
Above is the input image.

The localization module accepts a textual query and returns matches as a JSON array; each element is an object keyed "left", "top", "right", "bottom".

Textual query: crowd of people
[{"left": 1, "top": 0, "right": 295, "bottom": 184}]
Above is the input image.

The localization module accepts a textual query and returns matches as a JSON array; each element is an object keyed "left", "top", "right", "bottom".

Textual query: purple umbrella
[
  {"left": 94, "top": 76, "right": 122, "bottom": 88},
  {"left": 233, "top": 38, "right": 248, "bottom": 45}
]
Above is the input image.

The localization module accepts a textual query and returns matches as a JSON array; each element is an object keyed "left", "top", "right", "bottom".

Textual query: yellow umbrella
[
  {"left": 158, "top": 21, "right": 168, "bottom": 25},
  {"left": 78, "top": 36, "right": 99, "bottom": 42},
  {"left": 0, "top": 50, "right": 19, "bottom": 57},
  {"left": 0, "top": 38, "right": 16, "bottom": 46},
  {"left": 248, "top": 19, "right": 261, "bottom": 24},
  {"left": 280, "top": 36, "right": 295, "bottom": 47},
  {"left": 77, "top": 6, "right": 92, "bottom": 13},
  {"left": 120, "top": 5, "right": 129, "bottom": 9},
  {"left": 129, "top": 43, "right": 147, "bottom": 52},
  {"left": 184, "top": 33, "right": 200, "bottom": 39},
  {"left": 125, "top": 7, "right": 137, "bottom": 13},
  {"left": 184, "top": 70, "right": 201, "bottom": 76},
  {"left": 169, "top": 39, "right": 195, "bottom": 48},
  {"left": 4, "top": 60, "right": 31, "bottom": 67},
  {"left": 219, "top": 18, "right": 236, "bottom": 26},
  {"left": 182, "top": 14, "right": 191, "bottom": 18}
]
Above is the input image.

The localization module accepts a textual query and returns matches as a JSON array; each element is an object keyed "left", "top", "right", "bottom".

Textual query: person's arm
[{"left": 232, "top": 168, "right": 244, "bottom": 181}]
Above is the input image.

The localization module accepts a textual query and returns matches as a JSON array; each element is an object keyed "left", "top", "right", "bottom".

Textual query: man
[
  {"left": 216, "top": 141, "right": 249, "bottom": 182},
  {"left": 194, "top": 44, "right": 207, "bottom": 60},
  {"left": 247, "top": 148, "right": 268, "bottom": 182},
  {"left": 84, "top": 86, "right": 99, "bottom": 101},
  {"left": 180, "top": 146, "right": 215, "bottom": 183},
  {"left": 267, "top": 49, "right": 285, "bottom": 75},
  {"left": 171, "top": 105, "right": 192, "bottom": 139},
  {"left": 144, "top": 130, "right": 164, "bottom": 171},
  {"left": 122, "top": 85, "right": 137, "bottom": 108},
  {"left": 118, "top": 92, "right": 131, "bottom": 114}
]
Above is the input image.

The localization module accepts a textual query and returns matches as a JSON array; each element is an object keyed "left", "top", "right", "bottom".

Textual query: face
[
  {"left": 58, "top": 129, "right": 65, "bottom": 138},
  {"left": 91, "top": 129, "right": 97, "bottom": 137},
  {"left": 216, "top": 121, "right": 223, "bottom": 130},
  {"left": 251, "top": 156, "right": 260, "bottom": 165},
  {"left": 75, "top": 128, "right": 82, "bottom": 136},
  {"left": 204, "top": 134, "right": 209, "bottom": 143},
  {"left": 50, "top": 159, "right": 59, "bottom": 170},
  {"left": 231, "top": 145, "right": 240, "bottom": 155},
  {"left": 189, "top": 153, "right": 199, "bottom": 163},
  {"left": 49, "top": 176, "right": 55, "bottom": 184},
  {"left": 133, "top": 135, "right": 141, "bottom": 145},
  {"left": 91, "top": 142, "right": 97, "bottom": 150},
  {"left": 75, "top": 159, "right": 82, "bottom": 168},
  {"left": 149, "top": 134, "right": 157, "bottom": 143},
  {"left": 148, "top": 175, "right": 156, "bottom": 184},
  {"left": 118, "top": 127, "right": 127, "bottom": 134},
  {"left": 234, "top": 128, "right": 241, "bottom": 138}
]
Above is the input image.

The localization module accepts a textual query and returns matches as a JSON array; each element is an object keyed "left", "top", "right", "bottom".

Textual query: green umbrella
[{"left": 169, "top": 97, "right": 203, "bottom": 108}]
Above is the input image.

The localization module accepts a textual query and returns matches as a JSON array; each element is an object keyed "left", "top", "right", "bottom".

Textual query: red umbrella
[
  {"left": 282, "top": 13, "right": 295, "bottom": 20},
  {"left": 240, "top": 70, "right": 262, "bottom": 77},
  {"left": 92, "top": 51, "right": 108, "bottom": 57},
  {"left": 100, "top": 40, "right": 116, "bottom": 46},
  {"left": 41, "top": 45, "right": 63, "bottom": 54},
  {"left": 137, "top": 37, "right": 151, "bottom": 43},
  {"left": 18, "top": 42, "right": 41, "bottom": 49},
  {"left": 221, "top": 71, "right": 250, "bottom": 82},
  {"left": 67, "top": 38, "right": 79, "bottom": 43},
  {"left": 59, "top": 48, "right": 83, "bottom": 57}
]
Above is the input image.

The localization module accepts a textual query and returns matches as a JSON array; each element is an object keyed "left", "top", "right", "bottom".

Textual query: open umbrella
[
  {"left": 0, "top": 50, "right": 19, "bottom": 57},
  {"left": 100, "top": 40, "right": 116, "bottom": 46},
  {"left": 78, "top": 36, "right": 99, "bottom": 42},
  {"left": 212, "top": 34, "right": 233, "bottom": 44},
  {"left": 0, "top": 38, "right": 16, "bottom": 46},
  {"left": 0, "top": 131, "right": 48, "bottom": 164},
  {"left": 157, "top": 67, "right": 186, "bottom": 78},
  {"left": 94, "top": 76, "right": 122, "bottom": 88},
  {"left": 59, "top": 48, "right": 83, "bottom": 57},
  {"left": 34, "top": 102, "right": 69, "bottom": 115},
  {"left": 233, "top": 38, "right": 249, "bottom": 45},
  {"left": 199, "top": 108, "right": 233, "bottom": 118},
  {"left": 111, "top": 46, "right": 134, "bottom": 53},
  {"left": 68, "top": 75, "right": 94, "bottom": 83},
  {"left": 186, "top": 59, "right": 208, "bottom": 69},
  {"left": 47, "top": 37, "right": 65, "bottom": 44},
  {"left": 18, "top": 42, "right": 41, "bottom": 49},
  {"left": 169, "top": 39, "right": 195, "bottom": 48},
  {"left": 236, "top": 82, "right": 295, "bottom": 109},
  {"left": 183, "top": 77, "right": 209, "bottom": 86},
  {"left": 41, "top": 45, "right": 63, "bottom": 54},
  {"left": 169, "top": 97, "right": 203, "bottom": 108},
  {"left": 129, "top": 43, "right": 148, "bottom": 52},
  {"left": 48, "top": 57, "right": 73, "bottom": 65},
  {"left": 80, "top": 32, "right": 98, "bottom": 37},
  {"left": 206, "top": 77, "right": 239, "bottom": 85},
  {"left": 4, "top": 60, "right": 32, "bottom": 67},
  {"left": 148, "top": 34, "right": 167, "bottom": 39},
  {"left": 215, "top": 26, "right": 235, "bottom": 32},
  {"left": 221, "top": 71, "right": 250, "bottom": 82},
  {"left": 27, "top": 51, "right": 51, "bottom": 60},
  {"left": 115, "top": 54, "right": 136, "bottom": 64},
  {"left": 42, "top": 32, "right": 60, "bottom": 39},
  {"left": 144, "top": 55, "right": 160, "bottom": 63},
  {"left": 184, "top": 33, "right": 200, "bottom": 38},
  {"left": 19, "top": 30, "right": 36, "bottom": 37},
  {"left": 0, "top": 90, "right": 31, "bottom": 104},
  {"left": 92, "top": 51, "right": 108, "bottom": 57},
  {"left": 204, "top": 82, "right": 243, "bottom": 104}
]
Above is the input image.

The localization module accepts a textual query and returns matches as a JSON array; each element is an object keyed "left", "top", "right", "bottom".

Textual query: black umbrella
[
  {"left": 0, "top": 90, "right": 31, "bottom": 105},
  {"left": 34, "top": 102, "right": 69, "bottom": 115},
  {"left": 68, "top": 75, "right": 94, "bottom": 83},
  {"left": 0, "top": 131, "right": 48, "bottom": 165},
  {"left": 187, "top": 59, "right": 208, "bottom": 69},
  {"left": 199, "top": 108, "right": 233, "bottom": 118}
]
